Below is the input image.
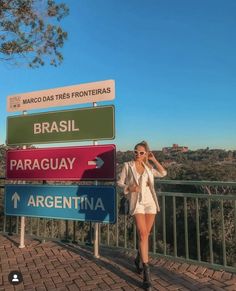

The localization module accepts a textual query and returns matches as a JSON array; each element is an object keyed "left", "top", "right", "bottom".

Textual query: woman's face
[{"left": 134, "top": 145, "right": 147, "bottom": 162}]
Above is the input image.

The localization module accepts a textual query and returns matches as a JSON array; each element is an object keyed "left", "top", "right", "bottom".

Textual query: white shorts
[{"left": 133, "top": 201, "right": 157, "bottom": 215}]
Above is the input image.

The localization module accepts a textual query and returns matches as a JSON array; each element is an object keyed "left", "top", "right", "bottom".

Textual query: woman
[{"left": 117, "top": 141, "right": 167, "bottom": 289}]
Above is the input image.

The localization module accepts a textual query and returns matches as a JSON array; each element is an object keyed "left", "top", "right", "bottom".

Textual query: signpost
[
  {"left": 5, "top": 184, "right": 116, "bottom": 223},
  {"left": 6, "top": 144, "right": 116, "bottom": 180},
  {"left": 7, "top": 80, "right": 115, "bottom": 112},
  {"left": 7, "top": 105, "right": 115, "bottom": 145},
  {"left": 5, "top": 79, "right": 117, "bottom": 256}
]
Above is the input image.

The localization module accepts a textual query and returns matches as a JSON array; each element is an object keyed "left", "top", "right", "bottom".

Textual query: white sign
[{"left": 7, "top": 79, "right": 115, "bottom": 112}]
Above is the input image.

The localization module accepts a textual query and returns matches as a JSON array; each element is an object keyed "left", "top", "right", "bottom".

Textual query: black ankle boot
[
  {"left": 134, "top": 251, "right": 143, "bottom": 274},
  {"left": 143, "top": 263, "right": 152, "bottom": 289}
]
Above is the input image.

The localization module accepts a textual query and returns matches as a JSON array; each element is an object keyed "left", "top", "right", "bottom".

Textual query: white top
[
  {"left": 135, "top": 168, "right": 155, "bottom": 204},
  {"left": 117, "top": 160, "right": 167, "bottom": 215}
]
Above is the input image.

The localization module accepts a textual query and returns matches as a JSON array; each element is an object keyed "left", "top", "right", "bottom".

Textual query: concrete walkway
[{"left": 0, "top": 234, "right": 235, "bottom": 291}]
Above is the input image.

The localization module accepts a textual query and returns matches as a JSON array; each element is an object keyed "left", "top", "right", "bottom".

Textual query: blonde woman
[{"left": 117, "top": 141, "right": 167, "bottom": 289}]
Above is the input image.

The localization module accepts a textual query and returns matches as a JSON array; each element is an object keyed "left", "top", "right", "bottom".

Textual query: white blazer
[{"left": 117, "top": 160, "right": 167, "bottom": 215}]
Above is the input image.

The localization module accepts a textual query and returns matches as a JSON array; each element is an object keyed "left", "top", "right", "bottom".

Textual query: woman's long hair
[{"left": 134, "top": 140, "right": 152, "bottom": 168}]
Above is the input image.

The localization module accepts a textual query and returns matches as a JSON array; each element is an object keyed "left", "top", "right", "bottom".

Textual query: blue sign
[{"left": 5, "top": 184, "right": 116, "bottom": 223}]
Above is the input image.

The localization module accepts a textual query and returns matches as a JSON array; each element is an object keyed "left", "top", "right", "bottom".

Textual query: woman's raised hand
[{"left": 147, "top": 151, "right": 157, "bottom": 162}]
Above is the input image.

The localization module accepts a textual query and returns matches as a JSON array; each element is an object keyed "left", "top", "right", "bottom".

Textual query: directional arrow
[
  {"left": 88, "top": 157, "right": 104, "bottom": 169},
  {"left": 12, "top": 192, "right": 20, "bottom": 208}
]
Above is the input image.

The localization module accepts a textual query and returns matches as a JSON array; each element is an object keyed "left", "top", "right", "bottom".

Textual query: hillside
[
  {"left": 1, "top": 144, "right": 236, "bottom": 181},
  {"left": 116, "top": 148, "right": 236, "bottom": 181}
]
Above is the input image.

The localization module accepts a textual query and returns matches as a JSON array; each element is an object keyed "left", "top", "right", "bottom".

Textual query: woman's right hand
[{"left": 128, "top": 184, "right": 140, "bottom": 193}]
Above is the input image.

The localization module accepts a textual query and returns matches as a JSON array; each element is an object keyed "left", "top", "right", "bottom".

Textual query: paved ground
[{"left": 0, "top": 234, "right": 235, "bottom": 291}]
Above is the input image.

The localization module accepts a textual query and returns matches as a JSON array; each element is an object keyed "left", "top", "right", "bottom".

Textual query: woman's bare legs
[
  {"left": 145, "top": 213, "right": 156, "bottom": 252},
  {"left": 134, "top": 213, "right": 156, "bottom": 263}
]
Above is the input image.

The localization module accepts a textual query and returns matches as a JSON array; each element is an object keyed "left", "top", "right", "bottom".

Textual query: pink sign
[{"left": 6, "top": 145, "right": 116, "bottom": 180}]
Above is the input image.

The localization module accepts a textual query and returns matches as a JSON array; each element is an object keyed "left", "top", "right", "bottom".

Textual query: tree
[{"left": 0, "top": 0, "right": 69, "bottom": 68}]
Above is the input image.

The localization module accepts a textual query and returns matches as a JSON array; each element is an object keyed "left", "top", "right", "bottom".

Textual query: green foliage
[
  {"left": 0, "top": 0, "right": 69, "bottom": 68},
  {"left": 164, "top": 150, "right": 236, "bottom": 181}
]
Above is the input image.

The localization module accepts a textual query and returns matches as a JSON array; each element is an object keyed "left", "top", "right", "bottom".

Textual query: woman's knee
[{"left": 138, "top": 229, "right": 149, "bottom": 241}]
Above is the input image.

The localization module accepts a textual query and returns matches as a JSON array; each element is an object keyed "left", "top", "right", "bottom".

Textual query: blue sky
[{"left": 1, "top": 0, "right": 236, "bottom": 151}]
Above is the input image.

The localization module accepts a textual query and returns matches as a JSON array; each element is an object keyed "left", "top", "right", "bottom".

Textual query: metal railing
[
  {"left": 0, "top": 180, "right": 236, "bottom": 273},
  {"left": 156, "top": 191, "right": 236, "bottom": 271}
]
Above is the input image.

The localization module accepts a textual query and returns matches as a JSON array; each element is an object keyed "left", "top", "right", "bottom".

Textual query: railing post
[
  {"left": 51, "top": 219, "right": 54, "bottom": 238},
  {"left": 107, "top": 224, "right": 110, "bottom": 246},
  {"left": 184, "top": 197, "right": 189, "bottom": 260},
  {"left": 220, "top": 200, "right": 226, "bottom": 266},
  {"left": 173, "top": 196, "right": 177, "bottom": 257},
  {"left": 8, "top": 216, "right": 13, "bottom": 236},
  {"left": 3, "top": 215, "right": 6, "bottom": 233},
  {"left": 162, "top": 195, "right": 166, "bottom": 255},
  {"left": 89, "top": 222, "right": 93, "bottom": 245},
  {"left": 41, "top": 218, "right": 47, "bottom": 243},
  {"left": 124, "top": 214, "right": 127, "bottom": 248},
  {"left": 16, "top": 217, "right": 19, "bottom": 235},
  {"left": 196, "top": 197, "right": 201, "bottom": 261},
  {"left": 64, "top": 220, "right": 70, "bottom": 242},
  {"left": 133, "top": 223, "right": 137, "bottom": 251},
  {"left": 36, "top": 218, "right": 40, "bottom": 237},
  {"left": 29, "top": 217, "right": 33, "bottom": 236},
  {"left": 116, "top": 195, "right": 119, "bottom": 247},
  {"left": 207, "top": 197, "right": 213, "bottom": 264},
  {"left": 72, "top": 221, "right": 77, "bottom": 243},
  {"left": 59, "top": 220, "right": 62, "bottom": 240}
]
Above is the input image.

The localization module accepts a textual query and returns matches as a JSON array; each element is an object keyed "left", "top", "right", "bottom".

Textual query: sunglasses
[{"left": 134, "top": 150, "right": 146, "bottom": 156}]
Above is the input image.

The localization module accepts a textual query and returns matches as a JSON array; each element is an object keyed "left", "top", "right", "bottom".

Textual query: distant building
[{"left": 162, "top": 144, "right": 189, "bottom": 154}]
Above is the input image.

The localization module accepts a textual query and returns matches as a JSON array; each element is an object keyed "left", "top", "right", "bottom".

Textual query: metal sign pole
[
  {"left": 93, "top": 102, "right": 100, "bottom": 258},
  {"left": 19, "top": 110, "right": 27, "bottom": 248},
  {"left": 19, "top": 216, "right": 25, "bottom": 248}
]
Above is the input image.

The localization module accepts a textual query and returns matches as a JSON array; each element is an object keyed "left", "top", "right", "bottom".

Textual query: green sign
[{"left": 7, "top": 106, "right": 115, "bottom": 145}]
